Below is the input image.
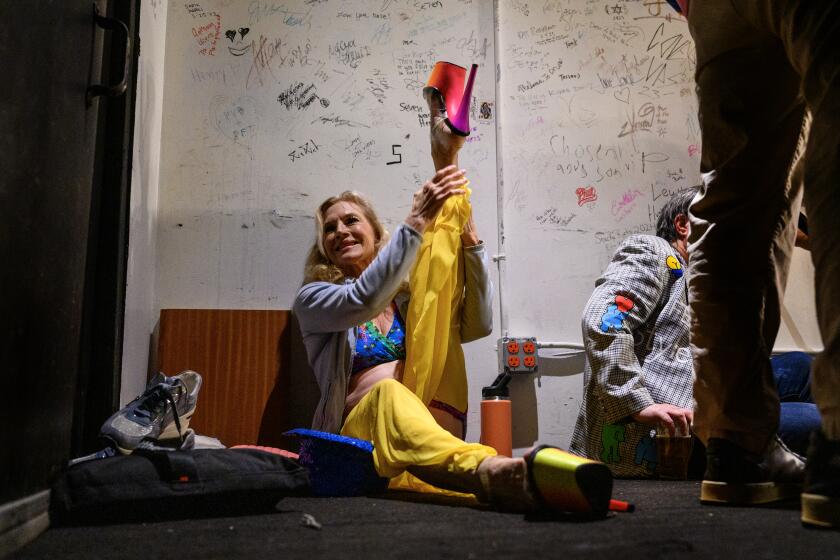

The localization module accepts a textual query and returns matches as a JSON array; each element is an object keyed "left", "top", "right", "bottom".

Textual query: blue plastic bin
[{"left": 285, "top": 429, "right": 389, "bottom": 497}]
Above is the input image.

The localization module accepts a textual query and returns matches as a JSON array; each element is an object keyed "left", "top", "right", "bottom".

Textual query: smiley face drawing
[
  {"left": 666, "top": 255, "right": 684, "bottom": 279},
  {"left": 225, "top": 27, "right": 251, "bottom": 56}
]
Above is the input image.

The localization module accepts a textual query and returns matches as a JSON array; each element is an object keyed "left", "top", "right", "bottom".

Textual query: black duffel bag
[{"left": 51, "top": 448, "right": 311, "bottom": 525}]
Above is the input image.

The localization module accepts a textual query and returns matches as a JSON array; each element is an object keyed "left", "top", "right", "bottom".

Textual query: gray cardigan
[{"left": 293, "top": 223, "right": 493, "bottom": 433}]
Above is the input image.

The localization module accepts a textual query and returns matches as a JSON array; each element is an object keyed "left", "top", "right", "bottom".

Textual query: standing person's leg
[
  {"left": 796, "top": 32, "right": 840, "bottom": 443},
  {"left": 687, "top": 0, "right": 807, "bottom": 504},
  {"left": 688, "top": 0, "right": 804, "bottom": 452},
  {"left": 781, "top": 0, "right": 840, "bottom": 527},
  {"left": 805, "top": 113, "right": 840, "bottom": 440}
]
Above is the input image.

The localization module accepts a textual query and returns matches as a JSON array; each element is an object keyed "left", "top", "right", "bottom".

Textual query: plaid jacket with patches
[{"left": 569, "top": 235, "right": 692, "bottom": 477}]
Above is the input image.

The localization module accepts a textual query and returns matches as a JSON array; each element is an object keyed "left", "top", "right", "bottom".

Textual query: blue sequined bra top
[{"left": 351, "top": 304, "right": 407, "bottom": 375}]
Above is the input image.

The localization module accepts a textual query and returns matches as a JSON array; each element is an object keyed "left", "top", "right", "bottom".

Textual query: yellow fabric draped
[{"left": 402, "top": 184, "right": 472, "bottom": 414}]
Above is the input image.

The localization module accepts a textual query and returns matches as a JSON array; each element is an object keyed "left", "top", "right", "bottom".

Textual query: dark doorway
[
  {"left": 0, "top": 0, "right": 138, "bottom": 508},
  {"left": 75, "top": 0, "right": 141, "bottom": 457}
]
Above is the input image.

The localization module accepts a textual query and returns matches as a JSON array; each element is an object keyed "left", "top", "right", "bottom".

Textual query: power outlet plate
[{"left": 499, "top": 337, "right": 538, "bottom": 373}]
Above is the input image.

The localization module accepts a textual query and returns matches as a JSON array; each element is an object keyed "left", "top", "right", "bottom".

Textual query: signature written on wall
[
  {"left": 246, "top": 35, "right": 313, "bottom": 88},
  {"left": 289, "top": 139, "right": 320, "bottom": 162},
  {"left": 277, "top": 82, "right": 323, "bottom": 111}
]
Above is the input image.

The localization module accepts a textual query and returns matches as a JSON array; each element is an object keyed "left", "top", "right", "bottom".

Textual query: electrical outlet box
[{"left": 499, "top": 337, "right": 538, "bottom": 374}]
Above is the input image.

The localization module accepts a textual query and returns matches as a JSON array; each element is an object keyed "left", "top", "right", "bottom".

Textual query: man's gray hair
[{"left": 655, "top": 186, "right": 700, "bottom": 242}]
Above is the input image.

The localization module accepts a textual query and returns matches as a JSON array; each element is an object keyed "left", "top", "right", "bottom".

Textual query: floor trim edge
[{"left": 0, "top": 490, "right": 50, "bottom": 558}]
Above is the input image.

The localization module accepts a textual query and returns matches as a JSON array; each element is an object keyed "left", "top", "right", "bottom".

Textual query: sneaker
[
  {"left": 701, "top": 435, "right": 805, "bottom": 504},
  {"left": 100, "top": 371, "right": 202, "bottom": 454},
  {"left": 802, "top": 430, "right": 840, "bottom": 528}
]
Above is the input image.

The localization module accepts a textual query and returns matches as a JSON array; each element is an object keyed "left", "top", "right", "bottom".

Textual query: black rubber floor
[{"left": 13, "top": 480, "right": 840, "bottom": 559}]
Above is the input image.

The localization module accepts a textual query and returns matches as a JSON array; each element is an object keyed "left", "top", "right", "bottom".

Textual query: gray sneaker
[{"left": 100, "top": 371, "right": 202, "bottom": 454}]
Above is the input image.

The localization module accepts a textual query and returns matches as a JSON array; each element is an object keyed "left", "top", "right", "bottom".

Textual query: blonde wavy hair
[{"left": 303, "top": 191, "right": 390, "bottom": 284}]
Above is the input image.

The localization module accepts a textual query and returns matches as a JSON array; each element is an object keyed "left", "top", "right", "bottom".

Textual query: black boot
[{"left": 701, "top": 435, "right": 804, "bottom": 504}]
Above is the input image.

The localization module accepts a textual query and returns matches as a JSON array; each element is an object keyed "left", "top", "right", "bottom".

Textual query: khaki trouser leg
[
  {"left": 734, "top": 0, "right": 840, "bottom": 440},
  {"left": 805, "top": 104, "right": 840, "bottom": 438},
  {"left": 792, "top": 15, "right": 840, "bottom": 438},
  {"left": 689, "top": 0, "right": 840, "bottom": 449},
  {"left": 687, "top": 0, "right": 805, "bottom": 454}
]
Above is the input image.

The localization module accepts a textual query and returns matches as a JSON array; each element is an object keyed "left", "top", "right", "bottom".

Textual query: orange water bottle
[{"left": 480, "top": 376, "right": 513, "bottom": 457}]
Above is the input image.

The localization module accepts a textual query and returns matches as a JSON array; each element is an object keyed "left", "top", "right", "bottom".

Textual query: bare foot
[{"left": 476, "top": 456, "right": 537, "bottom": 512}]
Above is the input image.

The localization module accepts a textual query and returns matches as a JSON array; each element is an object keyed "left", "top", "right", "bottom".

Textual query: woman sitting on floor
[{"left": 292, "top": 168, "right": 537, "bottom": 509}]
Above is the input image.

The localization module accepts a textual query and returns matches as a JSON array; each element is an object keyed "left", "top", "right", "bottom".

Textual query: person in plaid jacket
[
  {"left": 569, "top": 187, "right": 819, "bottom": 477},
  {"left": 569, "top": 189, "right": 696, "bottom": 477}
]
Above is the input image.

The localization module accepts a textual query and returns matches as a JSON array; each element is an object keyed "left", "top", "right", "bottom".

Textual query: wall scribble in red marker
[
  {"left": 193, "top": 14, "right": 221, "bottom": 56},
  {"left": 576, "top": 186, "right": 598, "bottom": 206}
]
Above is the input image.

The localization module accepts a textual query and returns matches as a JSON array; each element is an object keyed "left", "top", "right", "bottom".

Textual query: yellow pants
[
  {"left": 403, "top": 187, "right": 471, "bottom": 414},
  {"left": 340, "top": 379, "right": 496, "bottom": 494}
]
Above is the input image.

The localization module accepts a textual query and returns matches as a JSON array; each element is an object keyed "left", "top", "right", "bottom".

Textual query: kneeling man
[{"left": 569, "top": 189, "right": 696, "bottom": 477}]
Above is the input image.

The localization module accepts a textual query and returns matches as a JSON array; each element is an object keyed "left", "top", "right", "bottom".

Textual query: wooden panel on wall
[{"left": 156, "top": 309, "right": 290, "bottom": 447}]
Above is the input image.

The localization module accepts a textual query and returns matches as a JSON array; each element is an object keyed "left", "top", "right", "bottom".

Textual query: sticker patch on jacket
[
  {"left": 601, "top": 423, "right": 626, "bottom": 463},
  {"left": 634, "top": 431, "right": 658, "bottom": 472},
  {"left": 600, "top": 295, "right": 634, "bottom": 332},
  {"left": 666, "top": 255, "right": 684, "bottom": 278}
]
